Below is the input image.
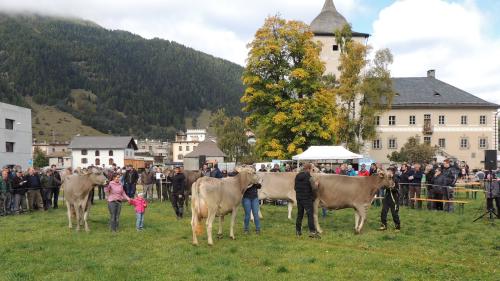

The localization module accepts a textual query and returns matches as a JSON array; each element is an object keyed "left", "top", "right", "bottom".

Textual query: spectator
[
  {"left": 270, "top": 164, "right": 280, "bottom": 172},
  {"left": 141, "top": 167, "right": 155, "bottom": 202},
  {"left": 423, "top": 164, "right": 435, "bottom": 210},
  {"left": 358, "top": 164, "right": 370, "bottom": 176},
  {"left": 258, "top": 164, "right": 267, "bottom": 172},
  {"left": 294, "top": 163, "right": 320, "bottom": 239},
  {"left": 201, "top": 164, "right": 211, "bottom": 177},
  {"left": 124, "top": 165, "right": 139, "bottom": 198},
  {"left": 484, "top": 173, "right": 500, "bottom": 218},
  {"left": 346, "top": 165, "right": 357, "bottom": 176},
  {"left": 0, "top": 170, "right": 12, "bottom": 216},
  {"left": 475, "top": 169, "right": 486, "bottom": 182},
  {"left": 155, "top": 167, "right": 165, "bottom": 200},
  {"left": 369, "top": 163, "right": 378, "bottom": 175},
  {"left": 442, "top": 159, "right": 456, "bottom": 212},
  {"left": 210, "top": 164, "right": 223, "bottom": 179},
  {"left": 431, "top": 168, "right": 446, "bottom": 210},
  {"left": 379, "top": 167, "right": 401, "bottom": 231},
  {"left": 26, "top": 168, "right": 43, "bottom": 211},
  {"left": 408, "top": 163, "right": 423, "bottom": 209},
  {"left": 168, "top": 167, "right": 186, "bottom": 219},
  {"left": 12, "top": 170, "right": 27, "bottom": 214},
  {"left": 398, "top": 164, "right": 410, "bottom": 206},
  {"left": 285, "top": 164, "right": 292, "bottom": 172},
  {"left": 242, "top": 181, "right": 261, "bottom": 235},
  {"left": 41, "top": 169, "right": 56, "bottom": 210},
  {"left": 338, "top": 163, "right": 348, "bottom": 175}
]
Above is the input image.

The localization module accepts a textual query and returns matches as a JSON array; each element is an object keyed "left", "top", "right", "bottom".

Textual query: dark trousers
[
  {"left": 409, "top": 185, "right": 421, "bottom": 209},
  {"left": 42, "top": 188, "right": 52, "bottom": 210},
  {"left": 98, "top": 186, "right": 105, "bottom": 200},
  {"left": 155, "top": 180, "right": 162, "bottom": 200},
  {"left": 0, "top": 192, "right": 9, "bottom": 215},
  {"left": 296, "top": 198, "right": 315, "bottom": 233},
  {"left": 433, "top": 192, "right": 444, "bottom": 210},
  {"left": 108, "top": 201, "right": 122, "bottom": 232},
  {"left": 426, "top": 189, "right": 434, "bottom": 210},
  {"left": 124, "top": 183, "right": 136, "bottom": 198},
  {"left": 14, "top": 193, "right": 27, "bottom": 213},
  {"left": 486, "top": 197, "right": 500, "bottom": 217},
  {"left": 171, "top": 192, "right": 185, "bottom": 218},
  {"left": 52, "top": 187, "right": 60, "bottom": 208},
  {"left": 89, "top": 188, "right": 94, "bottom": 205},
  {"left": 399, "top": 184, "right": 409, "bottom": 206},
  {"left": 381, "top": 196, "right": 400, "bottom": 227}
]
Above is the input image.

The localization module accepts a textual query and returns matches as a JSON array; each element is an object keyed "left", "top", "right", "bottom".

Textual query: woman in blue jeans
[{"left": 242, "top": 183, "right": 261, "bottom": 234}]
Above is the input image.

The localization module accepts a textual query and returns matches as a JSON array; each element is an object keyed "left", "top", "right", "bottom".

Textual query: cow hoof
[
  {"left": 208, "top": 242, "right": 213, "bottom": 246},
  {"left": 230, "top": 236, "right": 235, "bottom": 240},
  {"left": 217, "top": 234, "right": 223, "bottom": 239},
  {"left": 192, "top": 242, "right": 199, "bottom": 246}
]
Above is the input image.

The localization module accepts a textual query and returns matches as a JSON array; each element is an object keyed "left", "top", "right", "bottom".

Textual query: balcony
[{"left": 423, "top": 120, "right": 433, "bottom": 135}]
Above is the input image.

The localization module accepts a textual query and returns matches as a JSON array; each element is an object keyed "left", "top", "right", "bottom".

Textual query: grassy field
[{"left": 0, "top": 196, "right": 498, "bottom": 281}]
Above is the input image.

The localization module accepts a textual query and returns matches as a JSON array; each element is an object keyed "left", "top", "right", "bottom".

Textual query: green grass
[{"left": 0, "top": 197, "right": 498, "bottom": 281}]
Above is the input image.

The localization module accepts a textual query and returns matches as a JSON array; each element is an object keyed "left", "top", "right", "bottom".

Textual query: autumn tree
[
  {"left": 33, "top": 147, "right": 49, "bottom": 168},
  {"left": 241, "top": 16, "right": 336, "bottom": 159},
  {"left": 210, "top": 109, "right": 251, "bottom": 163},
  {"left": 333, "top": 25, "right": 395, "bottom": 152},
  {"left": 388, "top": 136, "right": 438, "bottom": 164}
]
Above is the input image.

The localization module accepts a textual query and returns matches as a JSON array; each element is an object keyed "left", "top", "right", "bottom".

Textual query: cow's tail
[{"left": 191, "top": 180, "right": 204, "bottom": 235}]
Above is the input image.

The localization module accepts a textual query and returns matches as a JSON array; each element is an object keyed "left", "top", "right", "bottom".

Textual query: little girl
[{"left": 129, "top": 193, "right": 148, "bottom": 231}]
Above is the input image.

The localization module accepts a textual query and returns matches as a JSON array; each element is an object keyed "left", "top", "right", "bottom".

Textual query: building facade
[
  {"left": 136, "top": 139, "right": 172, "bottom": 163},
  {"left": 68, "top": 136, "right": 138, "bottom": 168},
  {"left": 0, "top": 102, "right": 32, "bottom": 168},
  {"left": 311, "top": 0, "right": 499, "bottom": 169},
  {"left": 172, "top": 129, "right": 207, "bottom": 163},
  {"left": 32, "top": 141, "right": 70, "bottom": 155}
]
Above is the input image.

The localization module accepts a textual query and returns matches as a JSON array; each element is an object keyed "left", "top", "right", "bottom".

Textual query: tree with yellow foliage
[{"left": 241, "top": 16, "right": 336, "bottom": 159}]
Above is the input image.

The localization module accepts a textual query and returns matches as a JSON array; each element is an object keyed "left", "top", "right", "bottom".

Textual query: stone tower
[{"left": 310, "top": 0, "right": 369, "bottom": 77}]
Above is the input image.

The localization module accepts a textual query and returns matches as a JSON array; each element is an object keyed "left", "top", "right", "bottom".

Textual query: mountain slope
[{"left": 0, "top": 13, "right": 244, "bottom": 139}]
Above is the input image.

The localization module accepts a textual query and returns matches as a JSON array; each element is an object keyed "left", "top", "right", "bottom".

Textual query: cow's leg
[
  {"left": 356, "top": 205, "right": 368, "bottom": 234},
  {"left": 206, "top": 211, "right": 217, "bottom": 246},
  {"left": 287, "top": 200, "right": 293, "bottom": 220},
  {"left": 229, "top": 207, "right": 238, "bottom": 240},
  {"left": 354, "top": 210, "right": 360, "bottom": 232},
  {"left": 217, "top": 216, "right": 224, "bottom": 239},
  {"left": 75, "top": 204, "right": 81, "bottom": 232},
  {"left": 66, "top": 202, "right": 72, "bottom": 229},
  {"left": 313, "top": 199, "right": 322, "bottom": 234},
  {"left": 191, "top": 211, "right": 199, "bottom": 246}
]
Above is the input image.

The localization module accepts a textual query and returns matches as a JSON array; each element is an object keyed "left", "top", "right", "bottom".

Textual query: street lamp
[{"left": 247, "top": 136, "right": 256, "bottom": 146}]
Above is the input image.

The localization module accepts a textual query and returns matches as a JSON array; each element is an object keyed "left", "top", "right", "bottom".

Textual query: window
[
  {"left": 479, "top": 138, "right": 487, "bottom": 149},
  {"left": 108, "top": 150, "right": 113, "bottom": 156},
  {"left": 375, "top": 116, "right": 380, "bottom": 126},
  {"left": 5, "top": 119, "right": 14, "bottom": 130},
  {"left": 109, "top": 158, "right": 114, "bottom": 165},
  {"left": 332, "top": 45, "right": 339, "bottom": 51},
  {"left": 409, "top": 115, "right": 416, "bottom": 125},
  {"left": 460, "top": 138, "right": 469, "bottom": 149},
  {"left": 424, "top": 114, "right": 431, "bottom": 121},
  {"left": 149, "top": 146, "right": 152, "bottom": 150},
  {"left": 186, "top": 146, "right": 190, "bottom": 151},
  {"left": 179, "top": 146, "right": 182, "bottom": 152},
  {"left": 95, "top": 150, "right": 100, "bottom": 156},
  {"left": 438, "top": 115, "right": 445, "bottom": 125},
  {"left": 438, "top": 138, "right": 446, "bottom": 148},
  {"left": 81, "top": 158, "right": 88, "bottom": 164},
  {"left": 388, "top": 138, "right": 397, "bottom": 149},
  {"left": 81, "top": 149, "right": 88, "bottom": 155},
  {"left": 177, "top": 154, "right": 184, "bottom": 160},
  {"left": 461, "top": 115, "right": 468, "bottom": 125},
  {"left": 52, "top": 148, "right": 56, "bottom": 153},
  {"left": 480, "top": 115, "right": 486, "bottom": 125},
  {"left": 424, "top": 137, "right": 431, "bottom": 145},
  {"left": 142, "top": 146, "right": 146, "bottom": 149},
  {"left": 372, "top": 139, "right": 381, "bottom": 149},
  {"left": 388, "top": 116, "right": 396, "bottom": 126},
  {"left": 95, "top": 158, "right": 100, "bottom": 166},
  {"left": 6, "top": 142, "right": 14, "bottom": 152}
]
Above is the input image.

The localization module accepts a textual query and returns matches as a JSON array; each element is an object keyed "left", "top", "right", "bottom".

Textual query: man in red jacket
[{"left": 358, "top": 164, "right": 370, "bottom": 176}]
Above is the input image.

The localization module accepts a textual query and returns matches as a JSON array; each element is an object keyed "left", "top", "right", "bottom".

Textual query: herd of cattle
[{"left": 61, "top": 166, "right": 395, "bottom": 245}]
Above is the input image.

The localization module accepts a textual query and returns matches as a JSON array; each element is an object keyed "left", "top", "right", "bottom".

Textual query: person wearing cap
[{"left": 294, "top": 163, "right": 320, "bottom": 238}]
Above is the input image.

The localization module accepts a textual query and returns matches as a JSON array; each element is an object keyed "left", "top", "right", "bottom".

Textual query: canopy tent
[{"left": 292, "top": 146, "right": 363, "bottom": 161}]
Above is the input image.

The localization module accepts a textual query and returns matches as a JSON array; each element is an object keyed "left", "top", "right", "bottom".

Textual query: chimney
[{"left": 427, "top": 69, "right": 435, "bottom": 78}]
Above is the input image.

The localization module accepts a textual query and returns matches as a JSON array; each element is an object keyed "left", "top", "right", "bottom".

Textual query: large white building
[
  {"left": 172, "top": 129, "right": 207, "bottom": 163},
  {"left": 311, "top": 0, "right": 499, "bottom": 168},
  {"left": 0, "top": 102, "right": 32, "bottom": 168},
  {"left": 68, "top": 136, "right": 138, "bottom": 168}
]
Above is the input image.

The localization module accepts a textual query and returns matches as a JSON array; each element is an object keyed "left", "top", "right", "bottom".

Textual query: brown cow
[
  {"left": 63, "top": 168, "right": 108, "bottom": 231},
  {"left": 191, "top": 167, "right": 259, "bottom": 246},
  {"left": 313, "top": 170, "right": 394, "bottom": 234}
]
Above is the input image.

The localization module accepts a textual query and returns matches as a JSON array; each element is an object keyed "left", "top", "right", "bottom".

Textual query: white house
[
  {"left": 0, "top": 102, "right": 32, "bottom": 168},
  {"left": 172, "top": 129, "right": 207, "bottom": 163},
  {"left": 68, "top": 136, "right": 138, "bottom": 169}
]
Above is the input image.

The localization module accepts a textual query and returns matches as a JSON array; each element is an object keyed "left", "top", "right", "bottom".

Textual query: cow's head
[
  {"left": 377, "top": 169, "right": 395, "bottom": 188},
  {"left": 235, "top": 166, "right": 260, "bottom": 192},
  {"left": 85, "top": 167, "right": 108, "bottom": 186}
]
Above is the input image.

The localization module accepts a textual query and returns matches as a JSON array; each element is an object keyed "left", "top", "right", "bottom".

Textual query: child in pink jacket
[{"left": 129, "top": 193, "right": 148, "bottom": 231}]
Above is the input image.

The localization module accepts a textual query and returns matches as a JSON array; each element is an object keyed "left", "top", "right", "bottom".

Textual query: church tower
[{"left": 310, "top": 0, "right": 369, "bottom": 77}]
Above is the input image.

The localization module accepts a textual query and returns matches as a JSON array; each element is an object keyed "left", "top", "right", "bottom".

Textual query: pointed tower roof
[{"left": 310, "top": 0, "right": 369, "bottom": 37}]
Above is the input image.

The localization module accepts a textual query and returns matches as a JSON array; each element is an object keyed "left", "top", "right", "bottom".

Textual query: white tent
[{"left": 292, "top": 146, "right": 363, "bottom": 161}]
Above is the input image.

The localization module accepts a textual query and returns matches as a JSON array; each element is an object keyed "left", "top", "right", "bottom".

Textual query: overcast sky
[{"left": 1, "top": 0, "right": 499, "bottom": 104}]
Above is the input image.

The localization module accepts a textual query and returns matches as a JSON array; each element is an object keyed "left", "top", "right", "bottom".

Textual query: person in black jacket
[
  {"left": 431, "top": 168, "right": 447, "bottom": 210},
  {"left": 12, "top": 171, "right": 27, "bottom": 214},
  {"left": 242, "top": 179, "right": 262, "bottom": 234},
  {"left": 124, "top": 165, "right": 139, "bottom": 198},
  {"left": 294, "top": 163, "right": 320, "bottom": 238},
  {"left": 26, "top": 168, "right": 43, "bottom": 211},
  {"left": 441, "top": 159, "right": 456, "bottom": 212},
  {"left": 398, "top": 164, "right": 410, "bottom": 206},
  {"left": 408, "top": 163, "right": 423, "bottom": 209},
  {"left": 50, "top": 165, "right": 62, "bottom": 209},
  {"left": 380, "top": 167, "right": 401, "bottom": 231},
  {"left": 168, "top": 167, "right": 186, "bottom": 219}
]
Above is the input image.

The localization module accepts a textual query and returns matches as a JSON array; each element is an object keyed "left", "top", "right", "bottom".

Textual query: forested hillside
[{"left": 0, "top": 13, "right": 244, "bottom": 139}]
